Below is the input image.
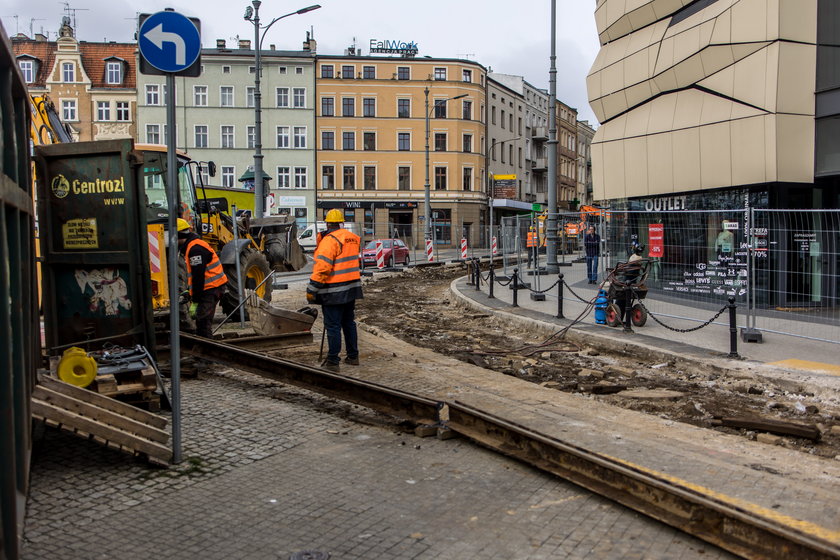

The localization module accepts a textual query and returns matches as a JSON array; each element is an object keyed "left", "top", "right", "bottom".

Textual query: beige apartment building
[{"left": 315, "top": 53, "right": 486, "bottom": 248}]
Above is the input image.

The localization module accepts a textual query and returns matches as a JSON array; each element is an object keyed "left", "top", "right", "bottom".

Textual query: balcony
[
  {"left": 532, "top": 127, "right": 548, "bottom": 140},
  {"left": 532, "top": 157, "right": 547, "bottom": 170}
]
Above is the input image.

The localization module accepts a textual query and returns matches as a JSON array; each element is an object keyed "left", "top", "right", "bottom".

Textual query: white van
[{"left": 297, "top": 221, "right": 361, "bottom": 251}]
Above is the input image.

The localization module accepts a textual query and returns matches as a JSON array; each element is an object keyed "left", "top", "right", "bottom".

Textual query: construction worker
[
  {"left": 526, "top": 225, "right": 538, "bottom": 267},
  {"left": 306, "top": 209, "right": 363, "bottom": 371},
  {"left": 177, "top": 218, "right": 228, "bottom": 338}
]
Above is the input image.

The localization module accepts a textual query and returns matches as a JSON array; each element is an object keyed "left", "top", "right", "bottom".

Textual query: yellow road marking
[{"left": 769, "top": 359, "right": 840, "bottom": 376}]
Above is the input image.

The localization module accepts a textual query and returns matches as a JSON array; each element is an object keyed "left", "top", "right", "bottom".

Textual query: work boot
[
  {"left": 321, "top": 360, "right": 340, "bottom": 372},
  {"left": 344, "top": 357, "right": 360, "bottom": 366}
]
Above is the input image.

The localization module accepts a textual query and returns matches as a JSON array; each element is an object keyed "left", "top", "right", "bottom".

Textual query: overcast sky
[{"left": 3, "top": 0, "right": 601, "bottom": 124}]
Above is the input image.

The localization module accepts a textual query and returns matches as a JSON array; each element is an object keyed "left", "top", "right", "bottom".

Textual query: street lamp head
[
  {"left": 296, "top": 4, "right": 321, "bottom": 14},
  {"left": 452, "top": 94, "right": 468, "bottom": 100},
  {"left": 244, "top": 5, "right": 253, "bottom": 20}
]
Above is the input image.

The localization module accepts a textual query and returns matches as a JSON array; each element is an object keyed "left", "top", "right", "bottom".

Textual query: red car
[{"left": 361, "top": 239, "right": 410, "bottom": 267}]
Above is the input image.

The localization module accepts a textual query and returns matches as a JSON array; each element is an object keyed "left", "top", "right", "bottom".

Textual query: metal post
[
  {"left": 165, "top": 73, "right": 182, "bottom": 464},
  {"left": 232, "top": 203, "right": 246, "bottom": 327},
  {"left": 488, "top": 266, "right": 495, "bottom": 299},
  {"left": 512, "top": 268, "right": 519, "bottom": 307},
  {"left": 545, "top": 0, "right": 559, "bottom": 274},
  {"left": 623, "top": 287, "right": 633, "bottom": 333},
  {"left": 728, "top": 296, "right": 740, "bottom": 358},
  {"left": 252, "top": 1, "right": 265, "bottom": 218},
  {"left": 466, "top": 259, "right": 474, "bottom": 286},
  {"left": 424, "top": 87, "right": 431, "bottom": 242},
  {"left": 557, "top": 273, "right": 564, "bottom": 319},
  {"left": 474, "top": 258, "right": 480, "bottom": 291}
]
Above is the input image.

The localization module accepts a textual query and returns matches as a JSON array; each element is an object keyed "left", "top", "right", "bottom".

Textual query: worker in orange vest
[
  {"left": 526, "top": 225, "right": 538, "bottom": 267},
  {"left": 177, "top": 218, "right": 228, "bottom": 338},
  {"left": 306, "top": 209, "right": 363, "bottom": 371}
]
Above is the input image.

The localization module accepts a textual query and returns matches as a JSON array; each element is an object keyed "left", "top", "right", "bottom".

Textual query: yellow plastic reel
[{"left": 57, "top": 347, "right": 98, "bottom": 387}]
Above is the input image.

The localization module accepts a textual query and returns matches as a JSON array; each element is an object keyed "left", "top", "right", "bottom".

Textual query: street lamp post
[
  {"left": 245, "top": 2, "right": 320, "bottom": 218},
  {"left": 424, "top": 87, "right": 467, "bottom": 241}
]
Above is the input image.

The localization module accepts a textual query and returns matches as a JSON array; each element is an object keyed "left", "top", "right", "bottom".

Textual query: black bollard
[
  {"left": 512, "top": 268, "right": 519, "bottom": 307},
  {"left": 728, "top": 296, "right": 739, "bottom": 358},
  {"left": 556, "top": 274, "right": 565, "bottom": 319},
  {"left": 474, "top": 259, "right": 481, "bottom": 291},
  {"left": 488, "top": 266, "right": 495, "bottom": 299},
  {"left": 466, "top": 260, "right": 474, "bottom": 286},
  {"left": 623, "top": 286, "right": 633, "bottom": 333}
]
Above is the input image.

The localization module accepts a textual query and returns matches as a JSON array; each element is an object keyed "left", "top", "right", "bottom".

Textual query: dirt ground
[{"left": 348, "top": 265, "right": 840, "bottom": 460}]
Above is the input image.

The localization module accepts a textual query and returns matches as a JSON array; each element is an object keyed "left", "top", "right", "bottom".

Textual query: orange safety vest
[
  {"left": 185, "top": 238, "right": 227, "bottom": 295},
  {"left": 309, "top": 228, "right": 363, "bottom": 305},
  {"left": 526, "top": 230, "right": 537, "bottom": 248}
]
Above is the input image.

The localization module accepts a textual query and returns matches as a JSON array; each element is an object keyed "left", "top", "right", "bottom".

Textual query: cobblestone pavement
[{"left": 23, "top": 368, "right": 732, "bottom": 559}]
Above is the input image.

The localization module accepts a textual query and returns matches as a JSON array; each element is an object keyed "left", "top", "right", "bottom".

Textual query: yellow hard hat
[
  {"left": 325, "top": 209, "right": 344, "bottom": 223},
  {"left": 176, "top": 218, "right": 191, "bottom": 232}
]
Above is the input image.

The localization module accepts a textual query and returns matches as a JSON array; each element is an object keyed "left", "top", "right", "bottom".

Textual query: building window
[
  {"left": 363, "top": 65, "right": 376, "bottom": 79},
  {"left": 463, "top": 168, "right": 472, "bottom": 191},
  {"left": 106, "top": 61, "right": 122, "bottom": 84},
  {"left": 434, "top": 167, "right": 447, "bottom": 190},
  {"left": 463, "top": 134, "right": 472, "bottom": 153},
  {"left": 96, "top": 101, "right": 110, "bottom": 121},
  {"left": 62, "top": 62, "right": 75, "bottom": 82},
  {"left": 397, "top": 98, "right": 410, "bottom": 118},
  {"left": 277, "top": 167, "right": 290, "bottom": 188},
  {"left": 491, "top": 106, "right": 496, "bottom": 125},
  {"left": 62, "top": 99, "right": 77, "bottom": 122},
  {"left": 116, "top": 101, "right": 129, "bottom": 121},
  {"left": 501, "top": 110, "right": 506, "bottom": 129},
  {"left": 18, "top": 60, "right": 33, "bottom": 83},
  {"left": 277, "top": 126, "right": 290, "bottom": 148},
  {"left": 247, "top": 125, "right": 255, "bottom": 149},
  {"left": 434, "top": 100, "right": 446, "bottom": 119},
  {"left": 342, "top": 98, "right": 355, "bottom": 116},
  {"left": 362, "top": 98, "right": 376, "bottom": 117},
  {"left": 342, "top": 65, "right": 354, "bottom": 79},
  {"left": 246, "top": 86, "right": 255, "bottom": 108},
  {"left": 397, "top": 66, "right": 410, "bottom": 80},
  {"left": 462, "top": 100, "right": 472, "bottom": 120},
  {"left": 293, "top": 126, "right": 306, "bottom": 148},
  {"left": 509, "top": 145, "right": 513, "bottom": 164},
  {"left": 194, "top": 85, "right": 207, "bottom": 106},
  {"left": 363, "top": 132, "right": 375, "bottom": 151},
  {"left": 276, "top": 87, "right": 289, "bottom": 107},
  {"left": 278, "top": 66, "right": 287, "bottom": 74},
  {"left": 146, "top": 84, "right": 160, "bottom": 105},
  {"left": 296, "top": 67, "right": 304, "bottom": 75},
  {"left": 434, "top": 67, "right": 446, "bottom": 81},
  {"left": 322, "top": 165, "right": 335, "bottom": 189},
  {"left": 342, "top": 166, "right": 355, "bottom": 189},
  {"left": 294, "top": 167, "right": 307, "bottom": 188},
  {"left": 398, "top": 166, "right": 410, "bottom": 190},
  {"left": 342, "top": 131, "right": 355, "bottom": 150},
  {"left": 363, "top": 166, "right": 376, "bottom": 190},
  {"left": 322, "top": 131, "right": 335, "bottom": 150},
  {"left": 398, "top": 132, "right": 410, "bottom": 151},
  {"left": 434, "top": 133, "right": 446, "bottom": 152},
  {"left": 462, "top": 69, "right": 472, "bottom": 83},
  {"left": 221, "top": 166, "right": 235, "bottom": 188},
  {"left": 293, "top": 87, "right": 306, "bottom": 108},
  {"left": 220, "top": 86, "right": 234, "bottom": 107},
  {"left": 321, "top": 97, "right": 334, "bottom": 116},
  {"left": 221, "top": 125, "right": 234, "bottom": 148},
  {"left": 145, "top": 123, "right": 160, "bottom": 144},
  {"left": 195, "top": 125, "right": 208, "bottom": 148},
  {"left": 321, "top": 65, "right": 334, "bottom": 78},
  {"left": 223, "top": 66, "right": 231, "bottom": 74}
]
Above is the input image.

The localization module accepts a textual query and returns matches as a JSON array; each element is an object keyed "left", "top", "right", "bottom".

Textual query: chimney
[
  {"left": 270, "top": 44, "right": 276, "bottom": 51},
  {"left": 302, "top": 31, "right": 316, "bottom": 54},
  {"left": 216, "top": 39, "right": 226, "bottom": 49},
  {"left": 238, "top": 38, "right": 251, "bottom": 49},
  {"left": 35, "top": 33, "right": 48, "bottom": 41}
]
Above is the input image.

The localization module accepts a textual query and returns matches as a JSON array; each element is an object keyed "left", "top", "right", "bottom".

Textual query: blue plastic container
[{"left": 594, "top": 289, "right": 609, "bottom": 324}]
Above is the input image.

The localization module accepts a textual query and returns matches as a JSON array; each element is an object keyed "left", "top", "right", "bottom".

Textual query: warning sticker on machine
[{"left": 62, "top": 218, "right": 99, "bottom": 249}]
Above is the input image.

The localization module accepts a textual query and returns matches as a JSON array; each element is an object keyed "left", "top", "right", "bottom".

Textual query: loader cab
[{"left": 136, "top": 144, "right": 199, "bottom": 229}]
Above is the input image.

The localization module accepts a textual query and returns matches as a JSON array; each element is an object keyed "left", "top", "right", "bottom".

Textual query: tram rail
[{"left": 180, "top": 333, "right": 840, "bottom": 560}]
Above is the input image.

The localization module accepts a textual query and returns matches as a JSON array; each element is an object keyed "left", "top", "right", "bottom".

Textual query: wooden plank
[
  {"left": 31, "top": 398, "right": 171, "bottom": 463},
  {"left": 715, "top": 417, "right": 821, "bottom": 440},
  {"left": 33, "top": 385, "right": 169, "bottom": 444},
  {"left": 38, "top": 374, "right": 167, "bottom": 429}
]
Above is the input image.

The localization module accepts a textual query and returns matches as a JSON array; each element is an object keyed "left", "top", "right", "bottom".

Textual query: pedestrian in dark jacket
[{"left": 583, "top": 226, "right": 601, "bottom": 284}]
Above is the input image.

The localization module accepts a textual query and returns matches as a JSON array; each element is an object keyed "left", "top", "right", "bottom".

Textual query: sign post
[{"left": 138, "top": 10, "right": 202, "bottom": 465}]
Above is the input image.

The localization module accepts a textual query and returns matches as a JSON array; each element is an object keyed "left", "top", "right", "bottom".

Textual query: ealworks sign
[{"left": 369, "top": 39, "right": 418, "bottom": 56}]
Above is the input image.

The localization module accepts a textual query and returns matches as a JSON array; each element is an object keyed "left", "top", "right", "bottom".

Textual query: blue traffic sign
[{"left": 138, "top": 11, "right": 201, "bottom": 74}]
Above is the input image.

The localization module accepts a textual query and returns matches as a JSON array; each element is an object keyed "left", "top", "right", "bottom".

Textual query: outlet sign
[{"left": 369, "top": 39, "right": 419, "bottom": 55}]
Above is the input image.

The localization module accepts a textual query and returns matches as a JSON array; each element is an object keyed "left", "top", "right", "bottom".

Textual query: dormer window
[
  {"left": 62, "top": 62, "right": 75, "bottom": 82},
  {"left": 18, "top": 59, "right": 34, "bottom": 83},
  {"left": 105, "top": 60, "right": 123, "bottom": 85}
]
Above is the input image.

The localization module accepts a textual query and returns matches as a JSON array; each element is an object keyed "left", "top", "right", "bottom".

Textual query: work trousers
[
  {"left": 195, "top": 286, "right": 225, "bottom": 338},
  {"left": 585, "top": 255, "right": 599, "bottom": 282},
  {"left": 322, "top": 300, "right": 359, "bottom": 365}
]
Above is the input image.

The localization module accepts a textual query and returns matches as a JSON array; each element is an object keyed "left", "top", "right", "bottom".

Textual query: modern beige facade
[
  {"left": 587, "top": 0, "right": 819, "bottom": 203},
  {"left": 315, "top": 55, "right": 486, "bottom": 247},
  {"left": 577, "top": 120, "right": 596, "bottom": 207}
]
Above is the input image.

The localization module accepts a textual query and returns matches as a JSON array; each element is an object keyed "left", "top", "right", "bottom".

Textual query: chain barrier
[
  {"left": 563, "top": 280, "right": 595, "bottom": 304},
  {"left": 494, "top": 275, "right": 514, "bottom": 287},
  {"left": 633, "top": 291, "right": 727, "bottom": 333},
  {"left": 524, "top": 279, "right": 560, "bottom": 295}
]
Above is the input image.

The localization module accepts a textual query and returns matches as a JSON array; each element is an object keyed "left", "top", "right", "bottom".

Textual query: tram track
[{"left": 181, "top": 332, "right": 840, "bottom": 560}]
